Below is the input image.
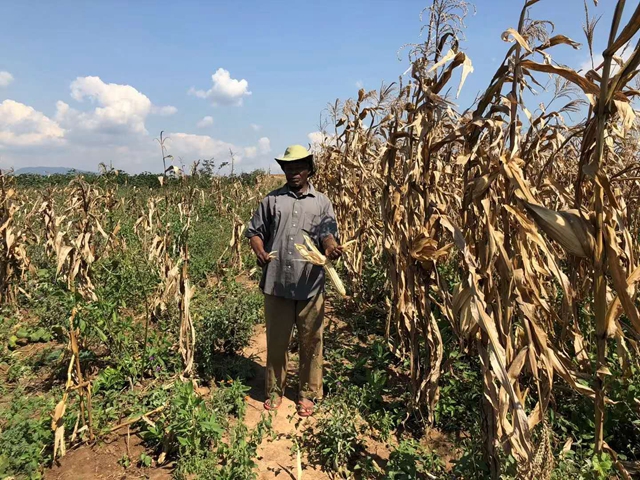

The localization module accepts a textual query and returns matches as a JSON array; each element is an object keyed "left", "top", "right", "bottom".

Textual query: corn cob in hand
[{"left": 294, "top": 234, "right": 346, "bottom": 297}]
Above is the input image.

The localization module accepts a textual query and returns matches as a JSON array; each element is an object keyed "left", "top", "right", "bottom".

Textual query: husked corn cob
[
  {"left": 294, "top": 234, "right": 347, "bottom": 297},
  {"left": 324, "top": 259, "right": 346, "bottom": 297}
]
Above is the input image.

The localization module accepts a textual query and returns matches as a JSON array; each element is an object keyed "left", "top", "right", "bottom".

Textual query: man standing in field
[{"left": 245, "top": 145, "right": 342, "bottom": 417}]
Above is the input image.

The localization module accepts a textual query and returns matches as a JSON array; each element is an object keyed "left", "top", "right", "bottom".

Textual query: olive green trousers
[{"left": 264, "top": 292, "right": 324, "bottom": 401}]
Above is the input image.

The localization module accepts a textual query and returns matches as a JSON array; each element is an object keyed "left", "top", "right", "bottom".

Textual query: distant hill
[{"left": 12, "top": 166, "right": 95, "bottom": 176}]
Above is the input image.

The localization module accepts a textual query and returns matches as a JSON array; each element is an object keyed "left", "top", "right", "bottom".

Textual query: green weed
[
  {"left": 194, "top": 280, "right": 263, "bottom": 379},
  {"left": 384, "top": 438, "right": 445, "bottom": 479},
  {"left": 142, "top": 380, "right": 224, "bottom": 459},
  {"left": 0, "top": 391, "right": 54, "bottom": 478},
  {"left": 304, "top": 391, "right": 367, "bottom": 477}
]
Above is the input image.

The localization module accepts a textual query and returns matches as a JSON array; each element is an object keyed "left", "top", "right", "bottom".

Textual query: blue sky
[{"left": 0, "top": 0, "right": 627, "bottom": 174}]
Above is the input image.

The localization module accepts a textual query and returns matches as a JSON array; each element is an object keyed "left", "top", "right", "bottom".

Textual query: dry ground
[
  {"left": 45, "top": 323, "right": 331, "bottom": 480},
  {"left": 44, "top": 305, "right": 453, "bottom": 479}
]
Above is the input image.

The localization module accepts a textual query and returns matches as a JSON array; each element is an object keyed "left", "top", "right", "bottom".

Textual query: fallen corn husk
[
  {"left": 295, "top": 234, "right": 346, "bottom": 297},
  {"left": 268, "top": 250, "right": 278, "bottom": 259}
]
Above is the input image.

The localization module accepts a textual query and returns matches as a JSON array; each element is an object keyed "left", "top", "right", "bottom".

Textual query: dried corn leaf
[{"left": 523, "top": 203, "right": 595, "bottom": 258}]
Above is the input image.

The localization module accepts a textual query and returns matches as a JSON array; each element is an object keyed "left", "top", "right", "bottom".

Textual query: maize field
[{"left": 314, "top": 0, "right": 640, "bottom": 478}]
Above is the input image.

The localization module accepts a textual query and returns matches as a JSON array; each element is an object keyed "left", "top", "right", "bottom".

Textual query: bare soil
[
  {"left": 47, "top": 434, "right": 172, "bottom": 480},
  {"left": 242, "top": 323, "right": 329, "bottom": 480},
  {"left": 42, "top": 302, "right": 455, "bottom": 479},
  {"left": 43, "top": 323, "right": 330, "bottom": 480}
]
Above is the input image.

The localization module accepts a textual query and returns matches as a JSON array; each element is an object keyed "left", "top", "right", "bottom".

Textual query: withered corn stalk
[
  {"left": 49, "top": 178, "right": 119, "bottom": 301},
  {"left": 0, "top": 173, "right": 31, "bottom": 304},
  {"left": 315, "top": 0, "right": 640, "bottom": 477},
  {"left": 295, "top": 234, "right": 346, "bottom": 297},
  {"left": 177, "top": 187, "right": 197, "bottom": 378},
  {"left": 51, "top": 308, "right": 94, "bottom": 461},
  {"left": 229, "top": 213, "right": 246, "bottom": 269}
]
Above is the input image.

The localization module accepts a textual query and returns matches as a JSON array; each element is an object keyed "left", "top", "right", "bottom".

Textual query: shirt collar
[{"left": 281, "top": 182, "right": 316, "bottom": 198}]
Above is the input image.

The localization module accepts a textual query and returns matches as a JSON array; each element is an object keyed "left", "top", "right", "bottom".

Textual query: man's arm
[
  {"left": 245, "top": 197, "right": 273, "bottom": 267},
  {"left": 320, "top": 198, "right": 342, "bottom": 260}
]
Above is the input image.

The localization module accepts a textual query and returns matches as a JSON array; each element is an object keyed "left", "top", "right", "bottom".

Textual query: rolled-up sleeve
[
  {"left": 319, "top": 197, "right": 339, "bottom": 243},
  {"left": 245, "top": 197, "right": 271, "bottom": 242}
]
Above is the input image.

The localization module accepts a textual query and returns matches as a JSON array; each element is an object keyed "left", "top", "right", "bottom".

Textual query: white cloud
[
  {"left": 0, "top": 99, "right": 65, "bottom": 147},
  {"left": 166, "top": 132, "right": 238, "bottom": 160},
  {"left": 197, "top": 115, "right": 214, "bottom": 128},
  {"left": 307, "top": 131, "right": 333, "bottom": 152},
  {"left": 246, "top": 137, "right": 270, "bottom": 158},
  {"left": 188, "top": 68, "right": 252, "bottom": 106},
  {"left": 0, "top": 71, "right": 14, "bottom": 87},
  {"left": 579, "top": 44, "right": 632, "bottom": 74},
  {"left": 258, "top": 137, "right": 271, "bottom": 154},
  {"left": 164, "top": 133, "right": 272, "bottom": 173},
  {"left": 244, "top": 146, "right": 257, "bottom": 158},
  {"left": 54, "top": 76, "right": 176, "bottom": 140},
  {"left": 1, "top": 75, "right": 273, "bottom": 174},
  {"left": 2, "top": 138, "right": 158, "bottom": 174},
  {"left": 250, "top": 123, "right": 261, "bottom": 131},
  {"left": 0, "top": 77, "right": 175, "bottom": 172},
  {"left": 56, "top": 76, "right": 153, "bottom": 135},
  {"left": 152, "top": 105, "right": 177, "bottom": 116}
]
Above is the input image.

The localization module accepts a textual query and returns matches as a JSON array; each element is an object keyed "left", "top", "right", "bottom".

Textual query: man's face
[{"left": 281, "top": 160, "right": 311, "bottom": 189}]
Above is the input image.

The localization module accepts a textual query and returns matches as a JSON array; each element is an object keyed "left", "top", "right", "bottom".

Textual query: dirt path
[
  {"left": 46, "top": 434, "right": 172, "bottom": 480},
  {"left": 46, "top": 323, "right": 329, "bottom": 480},
  {"left": 243, "top": 323, "right": 329, "bottom": 480}
]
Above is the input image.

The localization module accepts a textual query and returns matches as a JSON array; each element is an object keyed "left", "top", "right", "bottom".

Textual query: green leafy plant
[
  {"left": 141, "top": 380, "right": 223, "bottom": 460},
  {"left": 196, "top": 283, "right": 262, "bottom": 356},
  {"left": 588, "top": 453, "right": 614, "bottom": 479},
  {"left": 304, "top": 392, "right": 367, "bottom": 477},
  {"left": 552, "top": 447, "right": 617, "bottom": 480},
  {"left": 118, "top": 454, "right": 131, "bottom": 469},
  {"left": 434, "top": 348, "right": 482, "bottom": 433},
  {"left": 195, "top": 282, "right": 263, "bottom": 380},
  {"left": 0, "top": 392, "right": 54, "bottom": 478},
  {"left": 171, "top": 381, "right": 273, "bottom": 480},
  {"left": 139, "top": 452, "right": 153, "bottom": 468},
  {"left": 384, "top": 439, "right": 445, "bottom": 479},
  {"left": 211, "top": 415, "right": 273, "bottom": 480}
]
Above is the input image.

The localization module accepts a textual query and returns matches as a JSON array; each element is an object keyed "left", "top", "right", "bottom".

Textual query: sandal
[
  {"left": 297, "top": 398, "right": 315, "bottom": 417},
  {"left": 263, "top": 396, "right": 282, "bottom": 411}
]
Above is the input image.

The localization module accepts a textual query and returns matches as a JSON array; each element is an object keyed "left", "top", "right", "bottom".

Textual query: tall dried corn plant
[
  {"left": 46, "top": 178, "right": 119, "bottom": 301},
  {"left": 316, "top": 0, "right": 640, "bottom": 477},
  {"left": 314, "top": 90, "right": 394, "bottom": 298},
  {"left": 0, "top": 173, "right": 32, "bottom": 303},
  {"left": 177, "top": 185, "right": 197, "bottom": 378},
  {"left": 140, "top": 161, "right": 198, "bottom": 378}
]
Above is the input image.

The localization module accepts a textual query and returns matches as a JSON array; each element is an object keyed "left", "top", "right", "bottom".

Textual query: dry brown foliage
[
  {"left": 315, "top": 0, "right": 640, "bottom": 477},
  {"left": 42, "top": 179, "right": 120, "bottom": 301},
  {"left": 0, "top": 173, "right": 32, "bottom": 303}
]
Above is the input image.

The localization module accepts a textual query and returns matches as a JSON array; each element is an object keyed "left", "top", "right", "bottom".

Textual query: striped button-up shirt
[{"left": 245, "top": 183, "right": 339, "bottom": 300}]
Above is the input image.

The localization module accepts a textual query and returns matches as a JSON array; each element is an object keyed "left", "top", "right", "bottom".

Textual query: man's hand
[
  {"left": 250, "top": 235, "right": 272, "bottom": 268},
  {"left": 323, "top": 236, "right": 343, "bottom": 261},
  {"left": 256, "top": 250, "right": 272, "bottom": 268}
]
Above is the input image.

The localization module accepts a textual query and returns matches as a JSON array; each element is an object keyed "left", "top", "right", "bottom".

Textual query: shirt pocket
[{"left": 302, "top": 213, "right": 322, "bottom": 243}]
